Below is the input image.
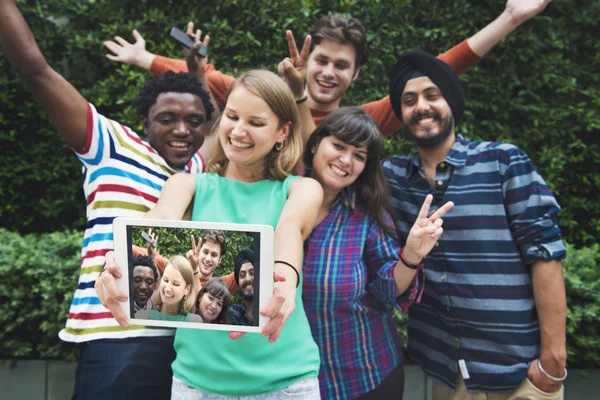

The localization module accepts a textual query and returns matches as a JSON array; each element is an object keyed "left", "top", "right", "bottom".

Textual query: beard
[
  {"left": 241, "top": 281, "right": 254, "bottom": 301},
  {"left": 403, "top": 111, "right": 454, "bottom": 149}
]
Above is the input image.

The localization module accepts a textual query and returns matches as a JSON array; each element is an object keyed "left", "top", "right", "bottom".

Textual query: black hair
[
  {"left": 132, "top": 255, "right": 158, "bottom": 281},
  {"left": 304, "top": 107, "right": 395, "bottom": 237},
  {"left": 135, "top": 71, "right": 214, "bottom": 121}
]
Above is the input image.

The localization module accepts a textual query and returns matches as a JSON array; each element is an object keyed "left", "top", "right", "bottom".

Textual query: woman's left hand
[{"left": 404, "top": 194, "right": 454, "bottom": 262}]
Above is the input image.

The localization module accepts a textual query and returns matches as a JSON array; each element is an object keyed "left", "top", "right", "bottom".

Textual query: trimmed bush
[
  {"left": 0, "top": 229, "right": 81, "bottom": 361},
  {"left": 564, "top": 243, "right": 600, "bottom": 369}
]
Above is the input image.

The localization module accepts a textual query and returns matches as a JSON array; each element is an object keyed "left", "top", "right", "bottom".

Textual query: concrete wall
[{"left": 0, "top": 360, "right": 598, "bottom": 399}]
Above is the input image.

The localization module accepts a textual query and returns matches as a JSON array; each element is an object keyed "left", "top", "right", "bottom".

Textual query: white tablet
[{"left": 113, "top": 217, "right": 274, "bottom": 333}]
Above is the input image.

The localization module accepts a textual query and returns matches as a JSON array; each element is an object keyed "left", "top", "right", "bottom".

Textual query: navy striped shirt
[{"left": 382, "top": 134, "right": 566, "bottom": 392}]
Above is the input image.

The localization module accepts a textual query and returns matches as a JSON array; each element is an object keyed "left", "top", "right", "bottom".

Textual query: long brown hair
[
  {"left": 206, "top": 70, "right": 303, "bottom": 181},
  {"left": 304, "top": 107, "right": 395, "bottom": 237}
]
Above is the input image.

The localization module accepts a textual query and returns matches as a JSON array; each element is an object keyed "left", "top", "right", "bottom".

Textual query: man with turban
[
  {"left": 230, "top": 248, "right": 257, "bottom": 326},
  {"left": 383, "top": 50, "right": 567, "bottom": 399}
]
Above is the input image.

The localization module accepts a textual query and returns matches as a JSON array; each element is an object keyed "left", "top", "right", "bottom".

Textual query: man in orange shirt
[{"left": 105, "top": 0, "right": 552, "bottom": 141}]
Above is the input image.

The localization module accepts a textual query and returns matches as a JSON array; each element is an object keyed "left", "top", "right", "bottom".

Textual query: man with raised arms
[{"left": 105, "top": 0, "right": 552, "bottom": 143}]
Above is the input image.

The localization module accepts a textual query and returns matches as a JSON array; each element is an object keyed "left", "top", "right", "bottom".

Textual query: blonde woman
[
  {"left": 98, "top": 69, "right": 323, "bottom": 399},
  {"left": 136, "top": 256, "right": 202, "bottom": 323}
]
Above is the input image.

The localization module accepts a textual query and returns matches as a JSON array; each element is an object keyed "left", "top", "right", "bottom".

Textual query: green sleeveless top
[{"left": 172, "top": 172, "right": 320, "bottom": 396}]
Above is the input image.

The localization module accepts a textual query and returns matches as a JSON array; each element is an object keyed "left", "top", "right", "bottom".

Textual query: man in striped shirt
[
  {"left": 0, "top": 1, "right": 217, "bottom": 399},
  {"left": 383, "top": 51, "right": 567, "bottom": 398}
]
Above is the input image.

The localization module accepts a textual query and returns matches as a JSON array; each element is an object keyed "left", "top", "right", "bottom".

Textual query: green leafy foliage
[
  {"left": 0, "top": 0, "right": 597, "bottom": 247},
  {"left": 0, "top": 228, "right": 81, "bottom": 360},
  {"left": 563, "top": 243, "right": 600, "bottom": 369}
]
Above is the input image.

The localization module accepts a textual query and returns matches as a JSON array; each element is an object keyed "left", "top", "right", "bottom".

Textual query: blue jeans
[
  {"left": 171, "top": 376, "right": 321, "bottom": 399},
  {"left": 72, "top": 336, "right": 176, "bottom": 400}
]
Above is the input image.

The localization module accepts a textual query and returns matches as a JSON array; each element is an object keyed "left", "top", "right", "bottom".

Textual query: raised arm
[
  {"left": 144, "top": 173, "right": 196, "bottom": 220},
  {"left": 183, "top": 37, "right": 222, "bottom": 161},
  {"left": 467, "top": 0, "right": 552, "bottom": 57},
  {"left": 104, "top": 29, "right": 156, "bottom": 70},
  {"left": 277, "top": 31, "right": 316, "bottom": 145},
  {"left": 105, "top": 24, "right": 235, "bottom": 106},
  {"left": 258, "top": 177, "right": 323, "bottom": 342},
  {"left": 0, "top": 0, "right": 88, "bottom": 150}
]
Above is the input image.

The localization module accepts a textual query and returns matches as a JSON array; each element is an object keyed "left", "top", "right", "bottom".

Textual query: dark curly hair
[
  {"left": 135, "top": 71, "right": 215, "bottom": 121},
  {"left": 132, "top": 255, "right": 158, "bottom": 281}
]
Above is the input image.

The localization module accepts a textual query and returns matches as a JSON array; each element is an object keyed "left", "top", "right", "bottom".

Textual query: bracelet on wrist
[
  {"left": 537, "top": 359, "right": 567, "bottom": 382},
  {"left": 400, "top": 247, "right": 423, "bottom": 270},
  {"left": 295, "top": 91, "right": 308, "bottom": 104},
  {"left": 274, "top": 260, "right": 300, "bottom": 287}
]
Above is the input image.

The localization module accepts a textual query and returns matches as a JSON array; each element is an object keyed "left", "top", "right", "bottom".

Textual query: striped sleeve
[{"left": 501, "top": 147, "right": 567, "bottom": 262}]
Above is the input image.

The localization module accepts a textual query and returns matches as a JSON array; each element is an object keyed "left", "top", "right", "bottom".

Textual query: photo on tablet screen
[{"left": 112, "top": 218, "right": 274, "bottom": 333}]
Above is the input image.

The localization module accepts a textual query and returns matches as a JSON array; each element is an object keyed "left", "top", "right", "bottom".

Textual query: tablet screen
[{"left": 113, "top": 218, "right": 274, "bottom": 332}]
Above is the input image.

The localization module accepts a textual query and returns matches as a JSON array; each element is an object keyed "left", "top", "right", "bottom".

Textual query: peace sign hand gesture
[
  {"left": 403, "top": 195, "right": 454, "bottom": 263},
  {"left": 277, "top": 30, "right": 311, "bottom": 99},
  {"left": 186, "top": 234, "right": 203, "bottom": 273}
]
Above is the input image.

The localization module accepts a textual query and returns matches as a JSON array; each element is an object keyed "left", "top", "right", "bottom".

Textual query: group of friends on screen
[{"left": 131, "top": 230, "right": 258, "bottom": 326}]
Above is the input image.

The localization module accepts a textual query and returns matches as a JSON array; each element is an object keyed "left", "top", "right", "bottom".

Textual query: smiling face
[
  {"left": 309, "top": 135, "right": 367, "bottom": 195},
  {"left": 197, "top": 292, "right": 224, "bottom": 323},
  {"left": 219, "top": 85, "right": 290, "bottom": 172},
  {"left": 132, "top": 265, "right": 156, "bottom": 307},
  {"left": 158, "top": 264, "right": 191, "bottom": 310},
  {"left": 198, "top": 239, "right": 222, "bottom": 279},
  {"left": 306, "top": 40, "right": 360, "bottom": 111},
  {"left": 144, "top": 92, "right": 207, "bottom": 169},
  {"left": 400, "top": 76, "right": 455, "bottom": 149},
  {"left": 238, "top": 262, "right": 255, "bottom": 301}
]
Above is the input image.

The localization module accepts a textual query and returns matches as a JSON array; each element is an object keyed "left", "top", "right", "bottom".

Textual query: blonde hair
[
  {"left": 156, "top": 255, "right": 197, "bottom": 315},
  {"left": 206, "top": 70, "right": 303, "bottom": 180}
]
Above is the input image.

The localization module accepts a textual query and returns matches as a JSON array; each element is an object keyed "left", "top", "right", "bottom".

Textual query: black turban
[
  {"left": 234, "top": 248, "right": 255, "bottom": 285},
  {"left": 389, "top": 50, "right": 465, "bottom": 123}
]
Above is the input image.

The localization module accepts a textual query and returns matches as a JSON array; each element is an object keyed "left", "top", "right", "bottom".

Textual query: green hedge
[
  {"left": 0, "top": 229, "right": 81, "bottom": 361},
  {"left": 0, "top": 0, "right": 598, "bottom": 248},
  {"left": 1, "top": 228, "right": 599, "bottom": 368}
]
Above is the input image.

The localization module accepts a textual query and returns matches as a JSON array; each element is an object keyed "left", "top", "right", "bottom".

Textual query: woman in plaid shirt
[{"left": 302, "top": 107, "right": 453, "bottom": 399}]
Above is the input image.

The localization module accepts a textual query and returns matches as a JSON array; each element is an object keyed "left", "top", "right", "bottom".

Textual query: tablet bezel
[{"left": 113, "top": 217, "right": 274, "bottom": 332}]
